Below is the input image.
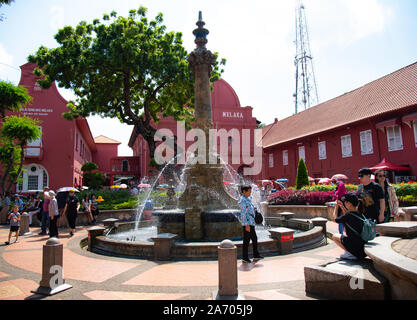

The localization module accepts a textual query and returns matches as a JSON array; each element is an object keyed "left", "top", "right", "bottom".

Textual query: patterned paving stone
[
  {"left": 83, "top": 290, "right": 189, "bottom": 300},
  {"left": 0, "top": 279, "right": 39, "bottom": 300},
  {"left": 243, "top": 289, "right": 300, "bottom": 300}
]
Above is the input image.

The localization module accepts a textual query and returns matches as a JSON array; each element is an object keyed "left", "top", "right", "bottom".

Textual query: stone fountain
[{"left": 153, "top": 12, "right": 241, "bottom": 241}]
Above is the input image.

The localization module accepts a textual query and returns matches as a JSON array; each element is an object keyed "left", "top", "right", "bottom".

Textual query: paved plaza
[{"left": 0, "top": 221, "right": 347, "bottom": 300}]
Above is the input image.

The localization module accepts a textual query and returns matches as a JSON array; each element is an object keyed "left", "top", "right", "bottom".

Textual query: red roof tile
[{"left": 262, "top": 62, "right": 417, "bottom": 148}]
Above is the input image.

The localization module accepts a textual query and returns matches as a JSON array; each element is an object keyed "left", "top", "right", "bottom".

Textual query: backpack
[{"left": 345, "top": 212, "right": 377, "bottom": 242}]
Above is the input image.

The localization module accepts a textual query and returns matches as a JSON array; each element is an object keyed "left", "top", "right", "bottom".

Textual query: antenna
[{"left": 293, "top": 0, "right": 319, "bottom": 114}]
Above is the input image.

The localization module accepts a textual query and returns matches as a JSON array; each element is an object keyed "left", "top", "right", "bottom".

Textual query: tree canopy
[
  {"left": 28, "top": 7, "right": 225, "bottom": 169},
  {"left": 0, "top": 115, "right": 41, "bottom": 195},
  {"left": 0, "top": 81, "right": 32, "bottom": 119}
]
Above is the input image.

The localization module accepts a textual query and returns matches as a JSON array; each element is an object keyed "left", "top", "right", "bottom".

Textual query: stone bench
[
  {"left": 304, "top": 258, "right": 388, "bottom": 300},
  {"left": 365, "top": 236, "right": 417, "bottom": 299},
  {"left": 376, "top": 221, "right": 417, "bottom": 239}
]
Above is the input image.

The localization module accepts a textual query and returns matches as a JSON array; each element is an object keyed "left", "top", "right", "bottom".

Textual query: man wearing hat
[
  {"left": 357, "top": 167, "right": 385, "bottom": 223},
  {"left": 332, "top": 192, "right": 366, "bottom": 260},
  {"left": 48, "top": 190, "right": 60, "bottom": 238}
]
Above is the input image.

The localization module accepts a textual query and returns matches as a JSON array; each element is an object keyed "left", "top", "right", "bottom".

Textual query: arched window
[{"left": 16, "top": 164, "right": 49, "bottom": 192}]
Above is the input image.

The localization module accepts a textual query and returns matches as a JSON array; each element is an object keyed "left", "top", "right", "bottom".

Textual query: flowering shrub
[
  {"left": 268, "top": 189, "right": 335, "bottom": 205},
  {"left": 394, "top": 182, "right": 417, "bottom": 197}
]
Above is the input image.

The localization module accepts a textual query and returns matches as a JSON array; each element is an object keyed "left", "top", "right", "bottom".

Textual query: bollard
[
  {"left": 214, "top": 239, "right": 244, "bottom": 300},
  {"left": 151, "top": 233, "right": 177, "bottom": 260},
  {"left": 269, "top": 227, "right": 295, "bottom": 255},
  {"left": 87, "top": 226, "right": 105, "bottom": 252},
  {"left": 102, "top": 218, "right": 119, "bottom": 228},
  {"left": 19, "top": 212, "right": 31, "bottom": 236},
  {"left": 311, "top": 217, "right": 328, "bottom": 240},
  {"left": 31, "top": 237, "right": 72, "bottom": 295}
]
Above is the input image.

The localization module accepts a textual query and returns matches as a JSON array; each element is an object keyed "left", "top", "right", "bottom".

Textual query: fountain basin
[
  {"left": 86, "top": 220, "right": 327, "bottom": 259},
  {"left": 153, "top": 209, "right": 242, "bottom": 241}
]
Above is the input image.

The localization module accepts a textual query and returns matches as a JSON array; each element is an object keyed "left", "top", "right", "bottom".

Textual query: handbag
[{"left": 254, "top": 209, "right": 263, "bottom": 225}]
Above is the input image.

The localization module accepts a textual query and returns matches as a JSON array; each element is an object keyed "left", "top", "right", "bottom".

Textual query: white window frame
[
  {"left": 25, "top": 126, "right": 42, "bottom": 157},
  {"left": 318, "top": 141, "right": 326, "bottom": 160},
  {"left": 360, "top": 130, "right": 373, "bottom": 155},
  {"left": 268, "top": 153, "right": 274, "bottom": 168},
  {"left": 386, "top": 125, "right": 403, "bottom": 151},
  {"left": 16, "top": 164, "right": 49, "bottom": 192},
  {"left": 341, "top": 134, "right": 352, "bottom": 158},
  {"left": 298, "top": 146, "right": 305, "bottom": 160},
  {"left": 414, "top": 120, "right": 417, "bottom": 148},
  {"left": 282, "top": 150, "right": 288, "bottom": 166}
]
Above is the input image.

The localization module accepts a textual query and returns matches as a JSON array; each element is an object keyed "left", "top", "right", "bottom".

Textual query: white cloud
[
  {"left": 50, "top": 5, "right": 65, "bottom": 31},
  {"left": 307, "top": 0, "right": 393, "bottom": 50},
  {"left": 0, "top": 43, "right": 16, "bottom": 82}
]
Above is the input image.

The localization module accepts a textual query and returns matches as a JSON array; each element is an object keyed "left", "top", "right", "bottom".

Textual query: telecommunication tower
[{"left": 293, "top": 0, "right": 319, "bottom": 114}]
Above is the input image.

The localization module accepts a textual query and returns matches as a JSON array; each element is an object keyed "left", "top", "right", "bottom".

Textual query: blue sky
[{"left": 1, "top": 0, "right": 417, "bottom": 155}]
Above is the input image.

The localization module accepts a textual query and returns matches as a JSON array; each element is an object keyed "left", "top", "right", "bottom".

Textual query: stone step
[{"left": 304, "top": 258, "right": 388, "bottom": 300}]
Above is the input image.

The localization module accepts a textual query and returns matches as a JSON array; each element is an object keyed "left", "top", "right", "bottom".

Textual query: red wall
[
  {"left": 93, "top": 143, "right": 119, "bottom": 174},
  {"left": 263, "top": 109, "right": 417, "bottom": 186},
  {"left": 4, "top": 63, "right": 96, "bottom": 191},
  {"left": 131, "top": 79, "right": 259, "bottom": 180}
]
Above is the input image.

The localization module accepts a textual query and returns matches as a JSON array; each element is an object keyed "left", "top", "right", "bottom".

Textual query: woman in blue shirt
[{"left": 238, "top": 185, "right": 264, "bottom": 263}]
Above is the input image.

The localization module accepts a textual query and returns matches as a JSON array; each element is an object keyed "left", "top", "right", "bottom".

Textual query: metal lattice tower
[{"left": 293, "top": 0, "right": 319, "bottom": 114}]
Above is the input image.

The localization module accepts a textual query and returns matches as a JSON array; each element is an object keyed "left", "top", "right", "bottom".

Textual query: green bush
[{"left": 296, "top": 158, "right": 309, "bottom": 190}]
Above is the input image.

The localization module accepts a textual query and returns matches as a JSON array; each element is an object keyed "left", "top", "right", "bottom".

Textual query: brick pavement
[{"left": 0, "top": 222, "right": 344, "bottom": 300}]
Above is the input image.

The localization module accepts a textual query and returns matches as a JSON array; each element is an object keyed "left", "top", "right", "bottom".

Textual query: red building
[
  {"left": 129, "top": 79, "right": 260, "bottom": 181},
  {"left": 261, "top": 62, "right": 417, "bottom": 185},
  {"left": 2, "top": 63, "right": 140, "bottom": 192}
]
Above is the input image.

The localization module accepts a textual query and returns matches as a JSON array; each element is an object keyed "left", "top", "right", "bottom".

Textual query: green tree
[
  {"left": 28, "top": 7, "right": 225, "bottom": 169},
  {"left": 0, "top": 0, "right": 14, "bottom": 22},
  {"left": 81, "top": 161, "right": 105, "bottom": 190},
  {"left": 0, "top": 81, "right": 32, "bottom": 119},
  {"left": 0, "top": 115, "right": 41, "bottom": 194},
  {"left": 296, "top": 158, "right": 309, "bottom": 190}
]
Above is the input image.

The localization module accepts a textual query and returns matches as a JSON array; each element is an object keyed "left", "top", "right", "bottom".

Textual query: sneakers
[
  {"left": 242, "top": 258, "right": 252, "bottom": 263},
  {"left": 4, "top": 241, "right": 9, "bottom": 245},
  {"left": 38, "top": 232, "right": 47, "bottom": 235},
  {"left": 253, "top": 255, "right": 264, "bottom": 261},
  {"left": 69, "top": 231, "right": 74, "bottom": 237},
  {"left": 340, "top": 251, "right": 358, "bottom": 260}
]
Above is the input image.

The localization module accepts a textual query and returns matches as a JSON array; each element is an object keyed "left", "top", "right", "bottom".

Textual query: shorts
[
  {"left": 341, "top": 234, "right": 366, "bottom": 259},
  {"left": 10, "top": 225, "right": 19, "bottom": 232}
]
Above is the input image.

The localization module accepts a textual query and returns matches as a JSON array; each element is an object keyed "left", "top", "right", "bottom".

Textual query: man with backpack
[
  {"left": 332, "top": 192, "right": 373, "bottom": 260},
  {"left": 356, "top": 167, "right": 385, "bottom": 223}
]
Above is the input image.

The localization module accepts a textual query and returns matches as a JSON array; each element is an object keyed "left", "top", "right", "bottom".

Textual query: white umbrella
[{"left": 57, "top": 187, "right": 79, "bottom": 193}]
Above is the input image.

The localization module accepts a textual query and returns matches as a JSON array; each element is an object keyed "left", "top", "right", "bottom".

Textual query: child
[
  {"left": 5, "top": 205, "right": 21, "bottom": 245},
  {"left": 238, "top": 185, "right": 263, "bottom": 263}
]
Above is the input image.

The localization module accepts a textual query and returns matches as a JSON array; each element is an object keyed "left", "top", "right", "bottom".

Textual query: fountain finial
[{"left": 193, "top": 11, "right": 209, "bottom": 50}]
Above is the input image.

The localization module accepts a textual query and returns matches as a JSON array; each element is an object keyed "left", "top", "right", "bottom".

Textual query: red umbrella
[
  {"left": 331, "top": 174, "right": 348, "bottom": 181},
  {"left": 370, "top": 158, "right": 410, "bottom": 171},
  {"left": 318, "top": 178, "right": 332, "bottom": 185}
]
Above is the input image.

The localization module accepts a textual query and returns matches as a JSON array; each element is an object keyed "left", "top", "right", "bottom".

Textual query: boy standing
[
  {"left": 238, "top": 185, "right": 263, "bottom": 263},
  {"left": 5, "top": 205, "right": 21, "bottom": 245}
]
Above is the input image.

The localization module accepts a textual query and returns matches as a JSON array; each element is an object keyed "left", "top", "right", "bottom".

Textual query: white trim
[
  {"left": 298, "top": 146, "right": 305, "bottom": 160},
  {"left": 268, "top": 153, "right": 274, "bottom": 168},
  {"left": 318, "top": 141, "right": 326, "bottom": 160},
  {"left": 341, "top": 134, "right": 352, "bottom": 158},
  {"left": 282, "top": 150, "right": 288, "bottom": 166},
  {"left": 16, "top": 163, "right": 49, "bottom": 192},
  {"left": 360, "top": 130, "right": 373, "bottom": 155},
  {"left": 386, "top": 125, "right": 403, "bottom": 151}
]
